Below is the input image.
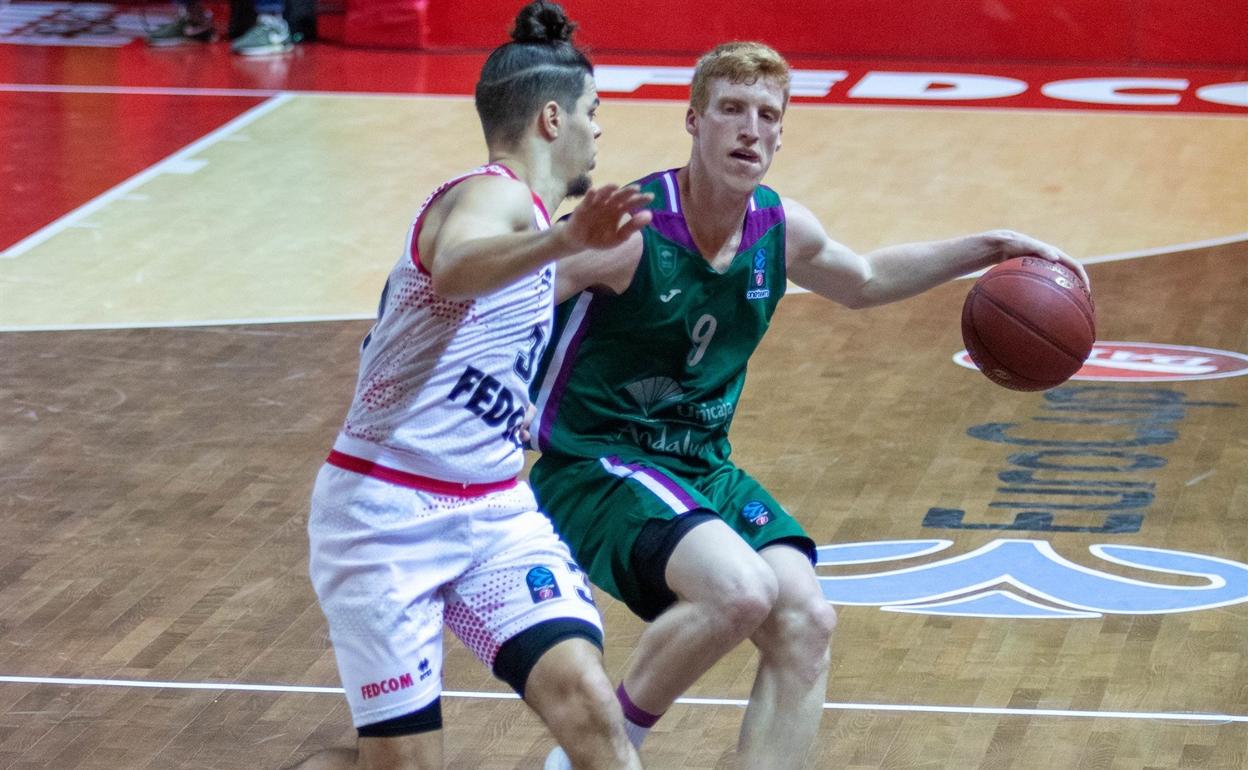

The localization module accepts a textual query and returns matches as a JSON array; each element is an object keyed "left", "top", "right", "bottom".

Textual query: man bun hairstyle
[
  {"left": 510, "top": 0, "right": 576, "bottom": 44},
  {"left": 475, "top": 2, "right": 594, "bottom": 147}
]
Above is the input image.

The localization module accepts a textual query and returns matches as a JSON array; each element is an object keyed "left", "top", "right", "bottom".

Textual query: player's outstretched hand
[
  {"left": 562, "top": 185, "right": 654, "bottom": 251},
  {"left": 986, "top": 229, "right": 1090, "bottom": 290}
]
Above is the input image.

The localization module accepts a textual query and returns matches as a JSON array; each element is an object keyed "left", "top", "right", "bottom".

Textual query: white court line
[
  {"left": 1, "top": 80, "right": 1241, "bottom": 325},
  {"left": 1, "top": 82, "right": 1245, "bottom": 121},
  {"left": 0, "top": 675, "right": 1243, "bottom": 723},
  {"left": 0, "top": 83, "right": 284, "bottom": 98},
  {"left": 1079, "top": 232, "right": 1248, "bottom": 265},
  {"left": 0, "top": 314, "right": 376, "bottom": 334},
  {"left": 2, "top": 224, "right": 1240, "bottom": 326},
  {"left": 934, "top": 231, "right": 1248, "bottom": 285},
  {"left": 0, "top": 83, "right": 471, "bottom": 101},
  {"left": 0, "top": 92, "right": 294, "bottom": 260}
]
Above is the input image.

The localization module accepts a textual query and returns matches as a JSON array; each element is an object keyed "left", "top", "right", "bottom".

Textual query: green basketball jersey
[{"left": 530, "top": 169, "right": 787, "bottom": 475}]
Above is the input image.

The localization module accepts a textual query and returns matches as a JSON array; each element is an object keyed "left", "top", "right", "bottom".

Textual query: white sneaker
[
  {"left": 230, "top": 15, "right": 293, "bottom": 56},
  {"left": 542, "top": 746, "right": 571, "bottom": 770}
]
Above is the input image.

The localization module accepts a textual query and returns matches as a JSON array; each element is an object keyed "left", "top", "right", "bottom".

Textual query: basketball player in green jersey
[{"left": 530, "top": 42, "right": 1089, "bottom": 769}]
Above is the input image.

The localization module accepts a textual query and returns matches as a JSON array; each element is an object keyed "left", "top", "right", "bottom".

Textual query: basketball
[{"left": 961, "top": 256, "right": 1096, "bottom": 391}]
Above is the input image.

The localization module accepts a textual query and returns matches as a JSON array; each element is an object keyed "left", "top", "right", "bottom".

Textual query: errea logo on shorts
[
  {"left": 361, "top": 672, "right": 414, "bottom": 700},
  {"left": 954, "top": 342, "right": 1248, "bottom": 382}
]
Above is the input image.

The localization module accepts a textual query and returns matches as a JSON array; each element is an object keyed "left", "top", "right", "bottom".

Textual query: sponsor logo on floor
[
  {"left": 817, "top": 539, "right": 1248, "bottom": 619},
  {"left": 954, "top": 341, "right": 1248, "bottom": 382}
]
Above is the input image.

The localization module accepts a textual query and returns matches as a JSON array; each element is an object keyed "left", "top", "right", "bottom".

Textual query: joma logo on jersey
[
  {"left": 448, "top": 366, "right": 528, "bottom": 444},
  {"left": 361, "top": 672, "right": 415, "bottom": 700},
  {"left": 817, "top": 539, "right": 1248, "bottom": 619}
]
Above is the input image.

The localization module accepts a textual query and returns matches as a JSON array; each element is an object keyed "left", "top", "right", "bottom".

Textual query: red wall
[{"left": 347, "top": 0, "right": 1248, "bottom": 67}]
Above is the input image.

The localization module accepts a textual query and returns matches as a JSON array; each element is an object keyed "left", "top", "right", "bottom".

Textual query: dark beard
[{"left": 566, "top": 173, "right": 591, "bottom": 198}]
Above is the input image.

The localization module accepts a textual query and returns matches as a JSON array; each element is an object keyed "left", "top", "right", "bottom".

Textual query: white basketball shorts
[{"left": 307, "top": 463, "right": 603, "bottom": 728}]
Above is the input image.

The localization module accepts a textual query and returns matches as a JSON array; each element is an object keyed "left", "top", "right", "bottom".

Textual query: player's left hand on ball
[{"left": 988, "top": 229, "right": 1091, "bottom": 290}]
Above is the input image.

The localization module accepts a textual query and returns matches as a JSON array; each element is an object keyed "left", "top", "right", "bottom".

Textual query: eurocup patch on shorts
[
  {"left": 742, "top": 500, "right": 772, "bottom": 526},
  {"left": 526, "top": 566, "right": 562, "bottom": 602}
]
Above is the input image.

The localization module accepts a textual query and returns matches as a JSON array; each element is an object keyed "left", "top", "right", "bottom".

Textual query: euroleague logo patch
[{"left": 954, "top": 341, "right": 1248, "bottom": 382}]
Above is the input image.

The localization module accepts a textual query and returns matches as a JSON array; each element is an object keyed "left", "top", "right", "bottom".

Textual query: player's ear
[
  {"left": 539, "top": 100, "right": 561, "bottom": 140},
  {"left": 685, "top": 106, "right": 697, "bottom": 136},
  {"left": 777, "top": 125, "right": 783, "bottom": 152}
]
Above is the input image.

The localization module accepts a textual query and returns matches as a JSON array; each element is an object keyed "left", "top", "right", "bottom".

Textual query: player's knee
[
  {"left": 536, "top": 664, "right": 626, "bottom": 751},
  {"left": 513, "top": 626, "right": 620, "bottom": 738},
  {"left": 707, "top": 563, "right": 778, "bottom": 635},
  {"left": 788, "top": 596, "right": 837, "bottom": 649},
  {"left": 808, "top": 598, "right": 838, "bottom": 642},
  {"left": 759, "top": 597, "right": 837, "bottom": 675},
  {"left": 724, "top": 582, "right": 777, "bottom": 632},
  {"left": 564, "top": 668, "right": 622, "bottom": 730}
]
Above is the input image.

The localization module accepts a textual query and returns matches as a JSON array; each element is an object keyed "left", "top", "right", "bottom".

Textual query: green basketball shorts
[{"left": 529, "top": 453, "right": 814, "bottom": 620}]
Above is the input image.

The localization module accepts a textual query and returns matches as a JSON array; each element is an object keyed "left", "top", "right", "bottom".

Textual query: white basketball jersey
[{"left": 331, "top": 164, "right": 554, "bottom": 486}]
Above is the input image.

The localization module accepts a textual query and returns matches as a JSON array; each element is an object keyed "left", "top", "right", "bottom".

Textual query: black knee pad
[
  {"left": 493, "top": 618, "right": 603, "bottom": 697},
  {"left": 628, "top": 511, "right": 719, "bottom": 621},
  {"left": 357, "top": 699, "right": 442, "bottom": 738}
]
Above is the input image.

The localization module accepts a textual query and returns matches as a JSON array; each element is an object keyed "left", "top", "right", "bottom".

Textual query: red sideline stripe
[{"left": 326, "top": 451, "right": 517, "bottom": 497}]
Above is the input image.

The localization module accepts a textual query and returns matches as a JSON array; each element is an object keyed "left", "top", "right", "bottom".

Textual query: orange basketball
[{"left": 961, "top": 256, "right": 1096, "bottom": 391}]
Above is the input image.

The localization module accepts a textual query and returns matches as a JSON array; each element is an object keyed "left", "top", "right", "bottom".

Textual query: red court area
[{"left": 1, "top": 0, "right": 1245, "bottom": 251}]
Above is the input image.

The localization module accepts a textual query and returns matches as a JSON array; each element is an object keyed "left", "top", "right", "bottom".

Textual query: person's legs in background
[
  {"left": 231, "top": 0, "right": 293, "bottom": 56},
  {"left": 146, "top": 0, "right": 214, "bottom": 46}
]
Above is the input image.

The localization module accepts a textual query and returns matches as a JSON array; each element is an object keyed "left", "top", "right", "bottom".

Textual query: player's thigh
[
  {"left": 530, "top": 454, "right": 716, "bottom": 609},
  {"left": 663, "top": 517, "right": 778, "bottom": 605},
  {"left": 754, "top": 541, "right": 838, "bottom": 652},
  {"left": 308, "top": 465, "right": 470, "bottom": 727},
  {"left": 444, "top": 486, "right": 604, "bottom": 694},
  {"left": 698, "top": 463, "right": 815, "bottom": 562},
  {"left": 521, "top": 635, "right": 615, "bottom": 721},
  {"left": 759, "top": 542, "right": 826, "bottom": 610}
]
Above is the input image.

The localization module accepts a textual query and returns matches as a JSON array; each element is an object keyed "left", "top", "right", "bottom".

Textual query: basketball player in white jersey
[{"left": 291, "top": 4, "right": 650, "bottom": 768}]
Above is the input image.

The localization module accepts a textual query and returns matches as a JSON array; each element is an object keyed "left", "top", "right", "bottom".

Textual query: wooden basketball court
[{"left": 1, "top": 33, "right": 1246, "bottom": 770}]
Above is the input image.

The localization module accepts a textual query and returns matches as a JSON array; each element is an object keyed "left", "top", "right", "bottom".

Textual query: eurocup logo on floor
[
  {"left": 954, "top": 341, "right": 1248, "bottom": 382},
  {"left": 816, "top": 539, "right": 1248, "bottom": 619}
]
